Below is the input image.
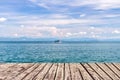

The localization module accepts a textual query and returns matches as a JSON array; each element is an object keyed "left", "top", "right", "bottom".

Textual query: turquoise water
[{"left": 0, "top": 42, "right": 120, "bottom": 62}]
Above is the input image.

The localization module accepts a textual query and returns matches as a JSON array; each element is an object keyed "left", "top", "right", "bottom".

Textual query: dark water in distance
[{"left": 0, "top": 41, "right": 120, "bottom": 62}]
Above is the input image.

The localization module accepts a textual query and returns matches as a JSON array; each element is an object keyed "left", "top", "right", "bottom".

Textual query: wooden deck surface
[{"left": 0, "top": 63, "right": 120, "bottom": 80}]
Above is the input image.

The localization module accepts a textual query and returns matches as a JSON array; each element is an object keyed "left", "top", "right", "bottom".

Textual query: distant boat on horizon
[{"left": 54, "top": 40, "right": 61, "bottom": 43}]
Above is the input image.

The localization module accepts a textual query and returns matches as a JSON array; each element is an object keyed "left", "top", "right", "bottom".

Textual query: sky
[{"left": 0, "top": 0, "right": 120, "bottom": 40}]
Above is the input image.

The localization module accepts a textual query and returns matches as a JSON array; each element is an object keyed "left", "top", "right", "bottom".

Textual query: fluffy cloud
[
  {"left": 0, "top": 25, "right": 59, "bottom": 38},
  {"left": 0, "top": 17, "right": 7, "bottom": 22},
  {"left": 66, "top": 32, "right": 87, "bottom": 37},
  {"left": 13, "top": 26, "right": 60, "bottom": 38},
  {"left": 0, "top": 24, "right": 120, "bottom": 39}
]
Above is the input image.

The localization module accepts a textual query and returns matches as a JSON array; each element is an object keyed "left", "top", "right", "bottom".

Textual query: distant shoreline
[{"left": 0, "top": 41, "right": 120, "bottom": 43}]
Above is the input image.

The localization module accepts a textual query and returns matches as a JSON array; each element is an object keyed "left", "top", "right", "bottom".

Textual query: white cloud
[
  {"left": 79, "top": 32, "right": 87, "bottom": 35},
  {"left": 65, "top": 32, "right": 87, "bottom": 37},
  {"left": 80, "top": 14, "right": 86, "bottom": 17},
  {"left": 29, "top": 0, "right": 120, "bottom": 10},
  {"left": 19, "top": 26, "right": 61, "bottom": 37},
  {"left": 1, "top": 25, "right": 120, "bottom": 39},
  {"left": 71, "top": 0, "right": 120, "bottom": 10},
  {"left": 0, "top": 17, "right": 7, "bottom": 22},
  {"left": 0, "top": 26, "right": 60, "bottom": 38},
  {"left": 38, "top": 3, "right": 50, "bottom": 9},
  {"left": 18, "top": 19, "right": 102, "bottom": 26},
  {"left": 112, "top": 30, "right": 120, "bottom": 34},
  {"left": 20, "top": 25, "right": 25, "bottom": 28},
  {"left": 13, "top": 33, "right": 19, "bottom": 37},
  {"left": 75, "top": 0, "right": 120, "bottom": 10},
  {"left": 90, "top": 27, "right": 95, "bottom": 29},
  {"left": 92, "top": 0, "right": 120, "bottom": 10}
]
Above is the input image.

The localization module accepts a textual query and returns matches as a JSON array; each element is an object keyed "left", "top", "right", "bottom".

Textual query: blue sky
[{"left": 0, "top": 0, "right": 120, "bottom": 40}]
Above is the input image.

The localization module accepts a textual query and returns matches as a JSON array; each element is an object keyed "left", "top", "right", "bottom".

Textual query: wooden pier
[{"left": 0, "top": 63, "right": 120, "bottom": 80}]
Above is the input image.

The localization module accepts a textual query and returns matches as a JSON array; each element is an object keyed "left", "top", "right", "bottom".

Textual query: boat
[{"left": 54, "top": 40, "right": 61, "bottom": 43}]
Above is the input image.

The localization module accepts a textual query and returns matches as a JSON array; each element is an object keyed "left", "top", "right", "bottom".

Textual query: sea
[{"left": 0, "top": 41, "right": 120, "bottom": 63}]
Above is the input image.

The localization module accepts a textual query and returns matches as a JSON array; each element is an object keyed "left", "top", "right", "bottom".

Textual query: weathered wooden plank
[
  {"left": 96, "top": 63, "right": 120, "bottom": 80},
  {"left": 22, "top": 63, "right": 46, "bottom": 80},
  {"left": 77, "top": 63, "right": 93, "bottom": 80},
  {"left": 88, "top": 63, "right": 112, "bottom": 80},
  {"left": 33, "top": 63, "right": 53, "bottom": 80},
  {"left": 44, "top": 63, "right": 58, "bottom": 80},
  {"left": 64, "top": 63, "right": 72, "bottom": 80},
  {"left": 0, "top": 63, "right": 18, "bottom": 80},
  {"left": 0, "top": 63, "right": 6, "bottom": 65},
  {"left": 105, "top": 63, "right": 120, "bottom": 78},
  {"left": 13, "top": 63, "right": 39, "bottom": 80},
  {"left": 112, "top": 63, "right": 120, "bottom": 71},
  {"left": 0, "top": 63, "right": 17, "bottom": 72},
  {"left": 82, "top": 63, "right": 103, "bottom": 80},
  {"left": 4, "top": 63, "right": 34, "bottom": 80},
  {"left": 55, "top": 63, "right": 64, "bottom": 80},
  {"left": 70, "top": 63, "right": 82, "bottom": 80}
]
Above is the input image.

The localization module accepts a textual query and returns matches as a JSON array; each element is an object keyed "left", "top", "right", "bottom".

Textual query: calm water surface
[{"left": 0, "top": 42, "right": 120, "bottom": 62}]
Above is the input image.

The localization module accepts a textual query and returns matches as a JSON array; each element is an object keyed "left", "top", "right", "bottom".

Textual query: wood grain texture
[{"left": 0, "top": 63, "right": 120, "bottom": 80}]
